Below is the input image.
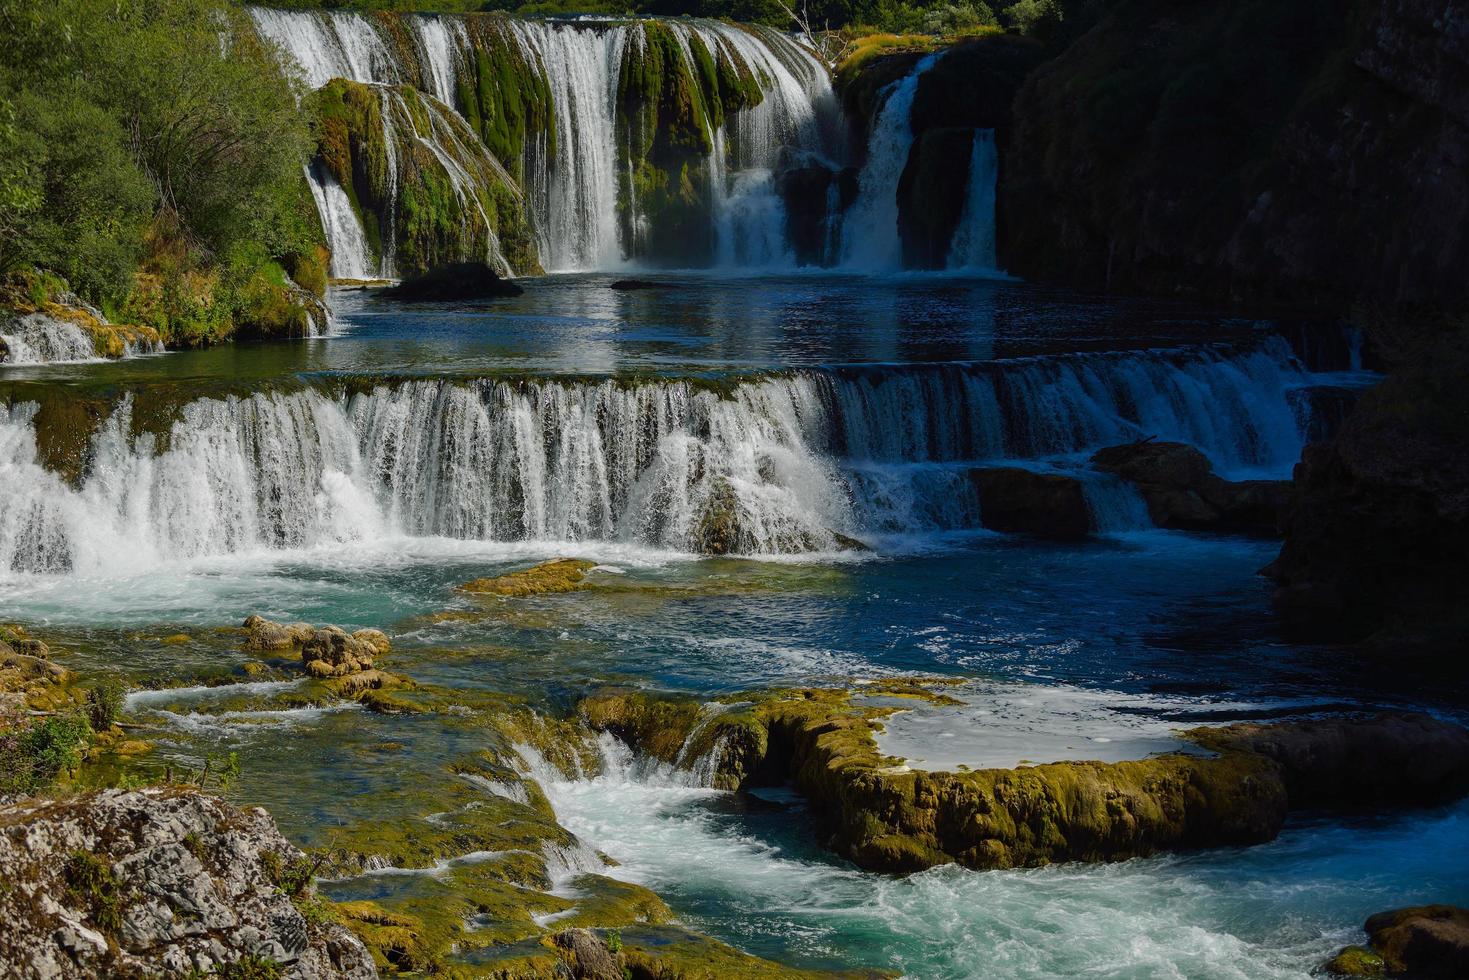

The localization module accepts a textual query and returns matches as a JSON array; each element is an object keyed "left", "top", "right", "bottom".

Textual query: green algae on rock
[
  {"left": 579, "top": 685, "right": 1469, "bottom": 873},
  {"left": 459, "top": 558, "right": 599, "bottom": 597},
  {"left": 312, "top": 78, "right": 541, "bottom": 279}
]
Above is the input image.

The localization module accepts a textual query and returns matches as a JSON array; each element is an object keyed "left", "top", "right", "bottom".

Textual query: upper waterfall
[{"left": 249, "top": 9, "right": 851, "bottom": 274}]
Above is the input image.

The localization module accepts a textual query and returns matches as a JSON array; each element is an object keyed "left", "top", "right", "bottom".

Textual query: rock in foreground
[
  {"left": 1325, "top": 905, "right": 1469, "bottom": 978},
  {"left": 380, "top": 262, "right": 523, "bottom": 302},
  {"left": 1091, "top": 440, "right": 1289, "bottom": 533},
  {"left": 0, "top": 788, "right": 376, "bottom": 979},
  {"left": 581, "top": 688, "right": 1469, "bottom": 873}
]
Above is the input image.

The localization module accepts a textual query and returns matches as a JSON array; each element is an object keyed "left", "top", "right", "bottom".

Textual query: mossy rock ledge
[{"left": 579, "top": 687, "right": 1469, "bottom": 873}]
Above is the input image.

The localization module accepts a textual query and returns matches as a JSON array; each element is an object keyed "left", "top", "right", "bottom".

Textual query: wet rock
[
  {"left": 1325, "top": 906, "right": 1469, "bottom": 979},
  {"left": 585, "top": 686, "right": 1469, "bottom": 874},
  {"left": 609, "top": 278, "right": 669, "bottom": 291},
  {"left": 898, "top": 127, "right": 978, "bottom": 269},
  {"left": 969, "top": 466, "right": 1091, "bottom": 538},
  {"left": 775, "top": 164, "right": 858, "bottom": 265},
  {"left": 458, "top": 558, "right": 597, "bottom": 597},
  {"left": 1091, "top": 440, "right": 1290, "bottom": 533},
  {"left": 381, "top": 262, "right": 523, "bottom": 302},
  {"left": 553, "top": 928, "right": 622, "bottom": 980},
  {"left": 302, "top": 627, "right": 387, "bottom": 679},
  {"left": 1, "top": 622, "right": 51, "bottom": 659},
  {"left": 1268, "top": 326, "right": 1469, "bottom": 648},
  {"left": 0, "top": 787, "right": 376, "bottom": 979},
  {"left": 242, "top": 615, "right": 317, "bottom": 654}
]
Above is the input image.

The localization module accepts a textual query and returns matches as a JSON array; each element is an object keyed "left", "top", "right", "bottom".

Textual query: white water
[
  {"left": 0, "top": 340, "right": 1313, "bottom": 575},
  {"left": 0, "top": 313, "right": 163, "bottom": 365},
  {"left": 947, "top": 129, "right": 999, "bottom": 271},
  {"left": 509, "top": 20, "right": 627, "bottom": 271},
  {"left": 519, "top": 723, "right": 1469, "bottom": 979},
  {"left": 840, "top": 53, "right": 940, "bottom": 269},
  {"left": 305, "top": 165, "right": 375, "bottom": 280},
  {"left": 249, "top": 9, "right": 843, "bottom": 272}
]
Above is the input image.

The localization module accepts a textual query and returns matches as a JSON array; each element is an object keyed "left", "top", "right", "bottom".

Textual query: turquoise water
[{"left": 2, "top": 273, "right": 1454, "bottom": 978}]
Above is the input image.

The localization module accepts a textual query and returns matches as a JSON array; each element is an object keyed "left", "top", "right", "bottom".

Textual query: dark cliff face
[
  {"left": 999, "top": 0, "right": 1469, "bottom": 311},
  {"left": 1267, "top": 322, "right": 1469, "bottom": 650}
]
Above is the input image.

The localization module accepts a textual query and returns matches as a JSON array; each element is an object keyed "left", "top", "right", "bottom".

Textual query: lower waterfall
[{"left": 0, "top": 338, "right": 1315, "bottom": 575}]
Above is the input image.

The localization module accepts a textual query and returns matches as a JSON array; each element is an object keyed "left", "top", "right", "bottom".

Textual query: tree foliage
[{"left": 0, "top": 0, "right": 316, "bottom": 305}]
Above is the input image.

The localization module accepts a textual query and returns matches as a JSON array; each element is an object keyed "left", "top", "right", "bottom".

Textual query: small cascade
[
  {"left": 1081, "top": 473, "right": 1153, "bottom": 533},
  {"left": 840, "top": 53, "right": 940, "bottom": 269},
  {"left": 1, "top": 316, "right": 98, "bottom": 364},
  {"left": 947, "top": 129, "right": 999, "bottom": 271},
  {"left": 411, "top": 15, "right": 468, "bottom": 105},
  {"left": 0, "top": 339, "right": 1314, "bottom": 574},
  {"left": 305, "top": 164, "right": 374, "bottom": 280}
]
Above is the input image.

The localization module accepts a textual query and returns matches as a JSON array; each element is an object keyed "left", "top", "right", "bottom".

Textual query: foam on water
[
  {"left": 123, "top": 679, "right": 305, "bottom": 711},
  {"left": 522, "top": 724, "right": 1469, "bottom": 978}
]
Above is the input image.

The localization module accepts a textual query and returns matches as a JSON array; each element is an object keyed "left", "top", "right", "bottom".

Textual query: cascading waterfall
[
  {"left": 947, "top": 130, "right": 999, "bottom": 271},
  {"left": 305, "top": 164, "right": 375, "bottom": 280},
  {"left": 0, "top": 338, "right": 1316, "bottom": 574},
  {"left": 840, "top": 53, "right": 940, "bottom": 269},
  {"left": 248, "top": 8, "right": 842, "bottom": 273},
  {"left": 508, "top": 20, "right": 627, "bottom": 272}
]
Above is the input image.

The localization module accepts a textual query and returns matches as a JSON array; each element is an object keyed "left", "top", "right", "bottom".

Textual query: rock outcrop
[
  {"left": 968, "top": 466, "right": 1091, "bottom": 538},
  {"left": 1268, "top": 325, "right": 1469, "bottom": 648},
  {"left": 0, "top": 788, "right": 376, "bottom": 979},
  {"left": 1326, "top": 905, "right": 1469, "bottom": 978},
  {"left": 380, "top": 262, "right": 524, "bottom": 302},
  {"left": 1002, "top": 0, "right": 1469, "bottom": 311},
  {"left": 1091, "top": 440, "right": 1291, "bottom": 533},
  {"left": 459, "top": 558, "right": 598, "bottom": 597},
  {"left": 241, "top": 615, "right": 393, "bottom": 682},
  {"left": 580, "top": 687, "right": 1469, "bottom": 874}
]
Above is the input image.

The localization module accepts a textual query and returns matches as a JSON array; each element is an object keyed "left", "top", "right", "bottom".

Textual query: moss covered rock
[
  {"left": 459, "top": 558, "right": 598, "bottom": 597},
  {"left": 313, "top": 78, "right": 540, "bottom": 279}
]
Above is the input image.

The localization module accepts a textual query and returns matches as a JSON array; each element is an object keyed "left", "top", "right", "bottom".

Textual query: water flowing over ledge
[{"left": 0, "top": 337, "right": 1314, "bottom": 575}]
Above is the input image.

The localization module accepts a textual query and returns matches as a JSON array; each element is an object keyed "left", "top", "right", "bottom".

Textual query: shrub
[{"left": 86, "top": 680, "right": 125, "bottom": 731}]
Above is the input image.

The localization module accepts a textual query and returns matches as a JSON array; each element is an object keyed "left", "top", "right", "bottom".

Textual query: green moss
[
  {"left": 459, "top": 558, "right": 598, "bottom": 597},
  {"left": 64, "top": 851, "right": 126, "bottom": 936},
  {"left": 1323, "top": 945, "right": 1385, "bottom": 977}
]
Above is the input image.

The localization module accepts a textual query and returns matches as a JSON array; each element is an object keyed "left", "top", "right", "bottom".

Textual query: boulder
[
  {"left": 302, "top": 627, "right": 387, "bottom": 679},
  {"left": 969, "top": 466, "right": 1091, "bottom": 538},
  {"left": 241, "top": 615, "right": 317, "bottom": 654},
  {"left": 381, "top": 262, "right": 523, "bottom": 302},
  {"left": 1091, "top": 440, "right": 1290, "bottom": 533},
  {"left": 241, "top": 616, "right": 391, "bottom": 679},
  {"left": 1325, "top": 906, "right": 1469, "bottom": 979},
  {"left": 458, "top": 558, "right": 597, "bottom": 597},
  {"left": 0, "top": 788, "right": 377, "bottom": 979},
  {"left": 552, "top": 928, "right": 623, "bottom": 980},
  {"left": 609, "top": 279, "right": 668, "bottom": 291}
]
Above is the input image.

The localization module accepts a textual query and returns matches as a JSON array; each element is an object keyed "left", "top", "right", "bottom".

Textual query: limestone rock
[
  {"left": 242, "top": 615, "right": 317, "bottom": 654},
  {"left": 302, "top": 628, "right": 384, "bottom": 678},
  {"left": 969, "top": 466, "right": 1091, "bottom": 538},
  {"left": 552, "top": 928, "right": 623, "bottom": 980},
  {"left": 1091, "top": 440, "right": 1290, "bottom": 533},
  {"left": 1324, "top": 906, "right": 1469, "bottom": 979},
  {"left": 459, "top": 558, "right": 597, "bottom": 597},
  {"left": 0, "top": 788, "right": 377, "bottom": 979}
]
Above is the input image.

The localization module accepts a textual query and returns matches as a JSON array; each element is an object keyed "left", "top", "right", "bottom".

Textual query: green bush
[
  {"left": 86, "top": 681, "right": 125, "bottom": 731},
  {"left": 0, "top": 715, "right": 90, "bottom": 794}
]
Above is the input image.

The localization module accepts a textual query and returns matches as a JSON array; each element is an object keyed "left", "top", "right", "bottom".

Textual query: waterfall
[
  {"left": 1, "top": 316, "right": 99, "bottom": 364},
  {"left": 947, "top": 130, "right": 999, "bottom": 271},
  {"left": 839, "top": 53, "right": 939, "bottom": 269},
  {"left": 508, "top": 20, "right": 628, "bottom": 272},
  {"left": 249, "top": 9, "right": 844, "bottom": 273},
  {"left": 0, "top": 339, "right": 1313, "bottom": 574},
  {"left": 305, "top": 164, "right": 374, "bottom": 280}
]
